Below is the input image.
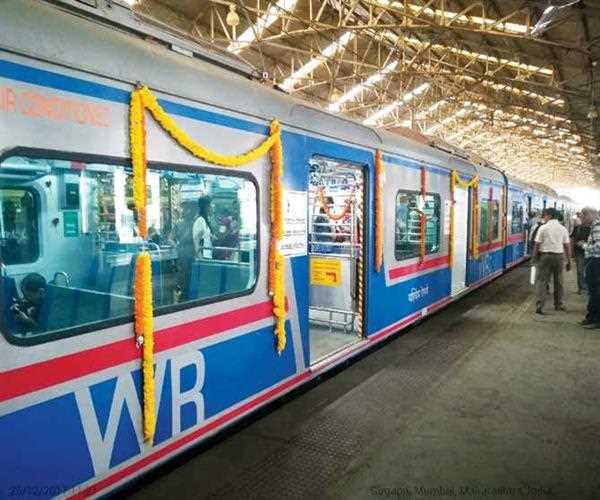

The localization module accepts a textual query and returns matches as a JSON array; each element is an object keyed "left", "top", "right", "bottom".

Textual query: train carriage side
[
  {"left": 366, "top": 134, "right": 479, "bottom": 337},
  {"left": 0, "top": 1, "right": 360, "bottom": 496},
  {"left": 466, "top": 165, "right": 506, "bottom": 287},
  {"left": 0, "top": 0, "right": 539, "bottom": 497},
  {"left": 505, "top": 176, "right": 528, "bottom": 268}
]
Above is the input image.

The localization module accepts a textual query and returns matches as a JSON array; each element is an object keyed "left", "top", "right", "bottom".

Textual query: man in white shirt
[{"left": 533, "top": 208, "right": 571, "bottom": 314}]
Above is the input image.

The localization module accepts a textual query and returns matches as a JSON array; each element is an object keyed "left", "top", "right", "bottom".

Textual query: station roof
[{"left": 126, "top": 0, "right": 600, "bottom": 188}]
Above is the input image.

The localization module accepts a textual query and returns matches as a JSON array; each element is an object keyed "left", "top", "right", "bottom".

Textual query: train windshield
[{"left": 0, "top": 155, "right": 258, "bottom": 344}]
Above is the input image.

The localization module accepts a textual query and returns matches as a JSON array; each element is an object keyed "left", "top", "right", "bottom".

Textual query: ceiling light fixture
[{"left": 228, "top": 0, "right": 297, "bottom": 53}]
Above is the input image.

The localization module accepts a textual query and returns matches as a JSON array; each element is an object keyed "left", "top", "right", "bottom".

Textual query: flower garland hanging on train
[
  {"left": 374, "top": 150, "right": 384, "bottom": 273},
  {"left": 449, "top": 170, "right": 480, "bottom": 267},
  {"left": 316, "top": 186, "right": 355, "bottom": 221},
  {"left": 130, "top": 85, "right": 287, "bottom": 442}
]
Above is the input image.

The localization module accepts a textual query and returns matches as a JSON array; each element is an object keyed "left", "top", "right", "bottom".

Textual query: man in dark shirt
[
  {"left": 11, "top": 273, "right": 46, "bottom": 334},
  {"left": 571, "top": 214, "right": 592, "bottom": 294},
  {"left": 312, "top": 196, "right": 335, "bottom": 254}
]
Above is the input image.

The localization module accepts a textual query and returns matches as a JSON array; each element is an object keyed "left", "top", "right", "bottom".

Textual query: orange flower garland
[
  {"left": 130, "top": 85, "right": 288, "bottom": 444},
  {"left": 130, "top": 89, "right": 155, "bottom": 442},
  {"left": 269, "top": 120, "right": 286, "bottom": 353},
  {"left": 133, "top": 252, "right": 155, "bottom": 440},
  {"left": 374, "top": 150, "right": 384, "bottom": 273},
  {"left": 449, "top": 171, "right": 456, "bottom": 268},
  {"left": 449, "top": 171, "right": 480, "bottom": 262}
]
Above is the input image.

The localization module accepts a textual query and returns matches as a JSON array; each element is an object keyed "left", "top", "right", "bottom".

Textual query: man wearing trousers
[
  {"left": 580, "top": 208, "right": 600, "bottom": 329},
  {"left": 533, "top": 208, "right": 571, "bottom": 314},
  {"left": 571, "top": 213, "right": 591, "bottom": 294}
]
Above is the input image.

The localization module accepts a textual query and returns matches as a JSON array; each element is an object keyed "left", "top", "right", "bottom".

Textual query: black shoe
[
  {"left": 555, "top": 305, "right": 567, "bottom": 312},
  {"left": 536, "top": 307, "right": 544, "bottom": 315},
  {"left": 579, "top": 319, "right": 595, "bottom": 326}
]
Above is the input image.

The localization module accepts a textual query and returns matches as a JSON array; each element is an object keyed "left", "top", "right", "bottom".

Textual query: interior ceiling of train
[{"left": 126, "top": 0, "right": 600, "bottom": 189}]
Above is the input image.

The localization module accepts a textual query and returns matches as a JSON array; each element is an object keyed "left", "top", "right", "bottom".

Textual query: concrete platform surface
[{"left": 124, "top": 265, "right": 600, "bottom": 500}]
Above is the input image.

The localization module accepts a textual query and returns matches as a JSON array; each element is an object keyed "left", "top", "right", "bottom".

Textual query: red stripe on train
[
  {"left": 0, "top": 300, "right": 273, "bottom": 403},
  {"left": 508, "top": 233, "right": 524, "bottom": 243},
  {"left": 477, "top": 241, "right": 504, "bottom": 253},
  {"left": 388, "top": 255, "right": 450, "bottom": 280}
]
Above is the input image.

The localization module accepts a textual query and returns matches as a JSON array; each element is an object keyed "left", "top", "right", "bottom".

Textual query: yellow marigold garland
[
  {"left": 130, "top": 91, "right": 148, "bottom": 238},
  {"left": 130, "top": 85, "right": 288, "bottom": 441},
  {"left": 134, "top": 252, "right": 155, "bottom": 441},
  {"left": 138, "top": 86, "right": 279, "bottom": 166},
  {"left": 130, "top": 90, "right": 155, "bottom": 442},
  {"left": 418, "top": 167, "right": 428, "bottom": 264},
  {"left": 269, "top": 120, "right": 286, "bottom": 353},
  {"left": 449, "top": 171, "right": 480, "bottom": 261},
  {"left": 130, "top": 85, "right": 289, "bottom": 439},
  {"left": 449, "top": 171, "right": 456, "bottom": 268},
  {"left": 374, "top": 150, "right": 384, "bottom": 273},
  {"left": 471, "top": 182, "right": 481, "bottom": 259}
]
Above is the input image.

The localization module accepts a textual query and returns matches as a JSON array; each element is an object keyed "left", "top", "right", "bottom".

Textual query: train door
[
  {"left": 307, "top": 156, "right": 364, "bottom": 363},
  {"left": 451, "top": 184, "right": 469, "bottom": 295}
]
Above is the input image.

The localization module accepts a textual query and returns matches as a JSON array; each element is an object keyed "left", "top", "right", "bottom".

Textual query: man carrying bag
[{"left": 532, "top": 208, "right": 571, "bottom": 314}]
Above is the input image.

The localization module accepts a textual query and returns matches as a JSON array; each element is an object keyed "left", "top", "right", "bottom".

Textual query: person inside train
[
  {"left": 214, "top": 207, "right": 240, "bottom": 260},
  {"left": 570, "top": 211, "right": 591, "bottom": 295},
  {"left": 193, "top": 196, "right": 214, "bottom": 259},
  {"left": 10, "top": 273, "right": 47, "bottom": 334},
  {"left": 532, "top": 208, "right": 571, "bottom": 315},
  {"left": 579, "top": 207, "right": 600, "bottom": 329},
  {"left": 312, "top": 195, "right": 335, "bottom": 253},
  {"left": 171, "top": 201, "right": 197, "bottom": 301}
]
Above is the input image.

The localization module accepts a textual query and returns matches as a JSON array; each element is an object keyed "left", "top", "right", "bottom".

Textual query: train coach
[{"left": 0, "top": 1, "right": 573, "bottom": 497}]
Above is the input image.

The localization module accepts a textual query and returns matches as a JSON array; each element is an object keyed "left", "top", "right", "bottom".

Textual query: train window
[
  {"left": 479, "top": 200, "right": 500, "bottom": 242},
  {"left": 0, "top": 155, "right": 257, "bottom": 344},
  {"left": 0, "top": 188, "right": 39, "bottom": 266},
  {"left": 511, "top": 201, "right": 524, "bottom": 234},
  {"left": 395, "top": 191, "right": 441, "bottom": 261}
]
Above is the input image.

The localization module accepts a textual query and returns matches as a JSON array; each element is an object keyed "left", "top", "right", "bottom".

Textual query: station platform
[{"left": 127, "top": 265, "right": 600, "bottom": 500}]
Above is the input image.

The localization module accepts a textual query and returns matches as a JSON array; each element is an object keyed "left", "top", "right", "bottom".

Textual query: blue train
[{"left": 0, "top": 1, "right": 575, "bottom": 497}]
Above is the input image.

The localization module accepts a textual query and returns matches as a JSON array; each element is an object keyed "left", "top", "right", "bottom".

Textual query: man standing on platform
[
  {"left": 580, "top": 207, "right": 600, "bottom": 329},
  {"left": 571, "top": 211, "right": 591, "bottom": 294},
  {"left": 533, "top": 208, "right": 571, "bottom": 314}
]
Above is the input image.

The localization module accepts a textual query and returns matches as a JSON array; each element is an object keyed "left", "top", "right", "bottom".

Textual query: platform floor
[{"left": 126, "top": 265, "right": 600, "bottom": 500}]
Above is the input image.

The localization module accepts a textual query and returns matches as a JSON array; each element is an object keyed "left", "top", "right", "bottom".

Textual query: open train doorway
[
  {"left": 308, "top": 156, "right": 365, "bottom": 364},
  {"left": 451, "top": 185, "right": 469, "bottom": 296}
]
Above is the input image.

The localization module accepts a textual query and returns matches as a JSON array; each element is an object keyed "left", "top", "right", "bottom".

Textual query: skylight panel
[
  {"left": 280, "top": 32, "right": 355, "bottom": 92},
  {"left": 328, "top": 60, "right": 399, "bottom": 111},
  {"left": 363, "top": 82, "right": 430, "bottom": 125}
]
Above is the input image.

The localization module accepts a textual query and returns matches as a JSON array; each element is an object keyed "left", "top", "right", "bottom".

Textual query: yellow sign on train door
[{"left": 310, "top": 258, "right": 342, "bottom": 287}]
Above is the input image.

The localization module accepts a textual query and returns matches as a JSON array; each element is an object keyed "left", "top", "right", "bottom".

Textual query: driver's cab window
[{"left": 0, "top": 155, "right": 258, "bottom": 344}]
